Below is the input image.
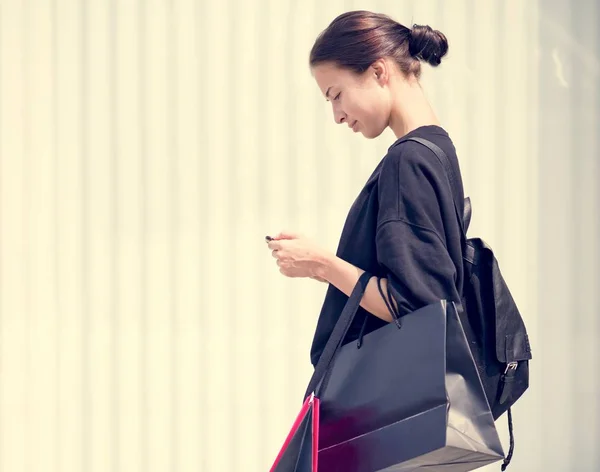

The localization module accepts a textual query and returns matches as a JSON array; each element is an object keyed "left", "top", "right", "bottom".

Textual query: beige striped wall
[{"left": 0, "top": 0, "right": 598, "bottom": 471}]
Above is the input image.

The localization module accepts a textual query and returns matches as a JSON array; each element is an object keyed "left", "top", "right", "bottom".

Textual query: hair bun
[{"left": 409, "top": 24, "right": 448, "bottom": 66}]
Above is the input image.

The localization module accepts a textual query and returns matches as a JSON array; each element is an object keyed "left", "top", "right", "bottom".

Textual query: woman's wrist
[
  {"left": 316, "top": 251, "right": 338, "bottom": 282},
  {"left": 315, "top": 253, "right": 394, "bottom": 323}
]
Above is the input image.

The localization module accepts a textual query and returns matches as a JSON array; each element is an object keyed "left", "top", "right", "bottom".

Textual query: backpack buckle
[{"left": 499, "top": 362, "right": 519, "bottom": 406}]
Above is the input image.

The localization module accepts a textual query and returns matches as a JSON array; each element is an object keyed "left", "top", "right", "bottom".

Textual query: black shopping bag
[{"left": 304, "top": 271, "right": 505, "bottom": 472}]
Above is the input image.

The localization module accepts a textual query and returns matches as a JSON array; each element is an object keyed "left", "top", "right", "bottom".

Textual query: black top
[{"left": 309, "top": 125, "right": 466, "bottom": 367}]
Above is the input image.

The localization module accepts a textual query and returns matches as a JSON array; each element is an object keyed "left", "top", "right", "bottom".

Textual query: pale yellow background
[{"left": 0, "top": 0, "right": 598, "bottom": 471}]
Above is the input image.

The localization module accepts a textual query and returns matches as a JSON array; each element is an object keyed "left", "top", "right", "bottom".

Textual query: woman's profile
[{"left": 267, "top": 10, "right": 465, "bottom": 366}]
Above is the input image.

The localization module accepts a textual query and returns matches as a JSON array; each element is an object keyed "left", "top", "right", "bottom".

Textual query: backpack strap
[
  {"left": 402, "top": 137, "right": 467, "bottom": 232},
  {"left": 463, "top": 194, "right": 472, "bottom": 233}
]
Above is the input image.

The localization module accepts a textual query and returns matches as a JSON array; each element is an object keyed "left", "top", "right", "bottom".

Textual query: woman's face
[{"left": 312, "top": 61, "right": 392, "bottom": 139}]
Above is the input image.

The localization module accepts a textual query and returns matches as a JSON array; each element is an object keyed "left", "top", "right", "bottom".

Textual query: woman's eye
[{"left": 334, "top": 92, "right": 341, "bottom": 100}]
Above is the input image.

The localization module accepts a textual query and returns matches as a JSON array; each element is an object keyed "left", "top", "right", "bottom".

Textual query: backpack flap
[
  {"left": 490, "top": 253, "right": 532, "bottom": 364},
  {"left": 485, "top": 245, "right": 532, "bottom": 414}
]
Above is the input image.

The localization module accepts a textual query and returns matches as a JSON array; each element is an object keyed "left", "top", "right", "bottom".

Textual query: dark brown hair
[{"left": 309, "top": 10, "right": 448, "bottom": 78}]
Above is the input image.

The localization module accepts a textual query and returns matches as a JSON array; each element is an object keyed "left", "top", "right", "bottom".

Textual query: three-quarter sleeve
[
  {"left": 375, "top": 219, "right": 458, "bottom": 318},
  {"left": 374, "top": 143, "right": 461, "bottom": 319}
]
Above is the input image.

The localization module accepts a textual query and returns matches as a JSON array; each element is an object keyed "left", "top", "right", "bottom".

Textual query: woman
[{"left": 267, "top": 10, "right": 465, "bottom": 368}]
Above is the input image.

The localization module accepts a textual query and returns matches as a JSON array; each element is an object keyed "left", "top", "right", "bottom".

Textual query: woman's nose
[{"left": 334, "top": 109, "right": 347, "bottom": 125}]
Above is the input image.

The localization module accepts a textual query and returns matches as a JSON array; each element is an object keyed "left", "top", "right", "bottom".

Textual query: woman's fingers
[{"left": 274, "top": 230, "right": 302, "bottom": 240}]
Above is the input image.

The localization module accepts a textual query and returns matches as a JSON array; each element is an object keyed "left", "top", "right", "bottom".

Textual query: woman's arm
[{"left": 318, "top": 253, "right": 397, "bottom": 323}]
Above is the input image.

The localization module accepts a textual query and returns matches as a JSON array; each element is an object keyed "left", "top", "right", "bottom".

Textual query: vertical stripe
[
  {"left": 28, "top": 1, "right": 57, "bottom": 466},
  {"left": 56, "top": 1, "right": 84, "bottom": 469},
  {"left": 229, "top": 0, "right": 240, "bottom": 469},
  {"left": 312, "top": 0, "right": 325, "bottom": 265},
  {"left": 146, "top": 0, "right": 173, "bottom": 468},
  {"left": 23, "top": 1, "right": 33, "bottom": 470},
  {"left": 88, "top": 0, "right": 112, "bottom": 468},
  {"left": 138, "top": 0, "right": 148, "bottom": 470},
  {"left": 79, "top": 0, "right": 90, "bottom": 470},
  {"left": 109, "top": 0, "right": 119, "bottom": 470},
  {"left": 203, "top": 0, "right": 232, "bottom": 468},
  {"left": 494, "top": 0, "right": 506, "bottom": 257},
  {"left": 167, "top": 2, "right": 178, "bottom": 472},
  {"left": 230, "top": 0, "right": 240, "bottom": 461},
  {"left": 596, "top": 10, "right": 600, "bottom": 468},
  {"left": 195, "top": 0, "right": 208, "bottom": 469},
  {"left": 597, "top": 14, "right": 600, "bottom": 465},
  {"left": 571, "top": 0, "right": 599, "bottom": 467},
  {"left": 223, "top": 0, "right": 233, "bottom": 467},
  {"left": 473, "top": 0, "right": 499, "bottom": 240},
  {"left": 120, "top": 0, "right": 144, "bottom": 469},
  {"left": 538, "top": 1, "right": 574, "bottom": 468},
  {"left": 525, "top": 3, "right": 543, "bottom": 470},
  {"left": 25, "top": 0, "right": 60, "bottom": 469},
  {"left": 0, "top": 2, "right": 27, "bottom": 467},
  {"left": 282, "top": 0, "right": 298, "bottom": 439},
  {"left": 51, "top": 0, "right": 60, "bottom": 470},
  {"left": 0, "top": 2, "right": 4, "bottom": 467},
  {"left": 571, "top": 1, "right": 583, "bottom": 464},
  {"left": 440, "top": 0, "right": 468, "bottom": 167},
  {"left": 173, "top": 1, "right": 200, "bottom": 469},
  {"left": 464, "top": 0, "right": 476, "bottom": 187},
  {"left": 321, "top": 2, "right": 339, "bottom": 240},
  {"left": 256, "top": 0, "right": 269, "bottom": 467}
]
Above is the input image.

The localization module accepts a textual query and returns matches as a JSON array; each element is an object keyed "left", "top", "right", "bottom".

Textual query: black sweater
[{"left": 309, "top": 125, "right": 466, "bottom": 367}]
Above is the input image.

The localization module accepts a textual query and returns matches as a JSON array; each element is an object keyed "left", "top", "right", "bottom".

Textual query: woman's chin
[{"left": 361, "top": 127, "right": 383, "bottom": 140}]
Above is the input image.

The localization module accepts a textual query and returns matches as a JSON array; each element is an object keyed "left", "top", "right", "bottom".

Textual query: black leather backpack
[{"left": 405, "top": 137, "right": 533, "bottom": 470}]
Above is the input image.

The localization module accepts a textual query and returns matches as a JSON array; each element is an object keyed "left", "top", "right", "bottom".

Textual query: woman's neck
[{"left": 388, "top": 80, "right": 441, "bottom": 139}]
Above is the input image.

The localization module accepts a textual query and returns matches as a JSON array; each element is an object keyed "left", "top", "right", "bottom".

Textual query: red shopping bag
[{"left": 269, "top": 393, "right": 320, "bottom": 472}]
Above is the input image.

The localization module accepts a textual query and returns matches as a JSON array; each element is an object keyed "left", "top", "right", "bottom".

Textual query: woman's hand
[{"left": 267, "top": 231, "right": 333, "bottom": 282}]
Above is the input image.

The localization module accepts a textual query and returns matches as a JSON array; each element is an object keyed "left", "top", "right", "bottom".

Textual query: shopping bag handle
[{"left": 304, "top": 271, "right": 373, "bottom": 400}]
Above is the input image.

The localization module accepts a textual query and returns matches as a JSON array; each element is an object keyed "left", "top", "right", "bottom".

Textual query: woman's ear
[{"left": 370, "top": 59, "right": 388, "bottom": 85}]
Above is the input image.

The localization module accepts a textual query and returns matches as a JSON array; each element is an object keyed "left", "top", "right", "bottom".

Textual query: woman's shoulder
[
  {"left": 387, "top": 124, "right": 452, "bottom": 157},
  {"left": 375, "top": 125, "right": 461, "bottom": 224},
  {"left": 381, "top": 125, "right": 458, "bottom": 181}
]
